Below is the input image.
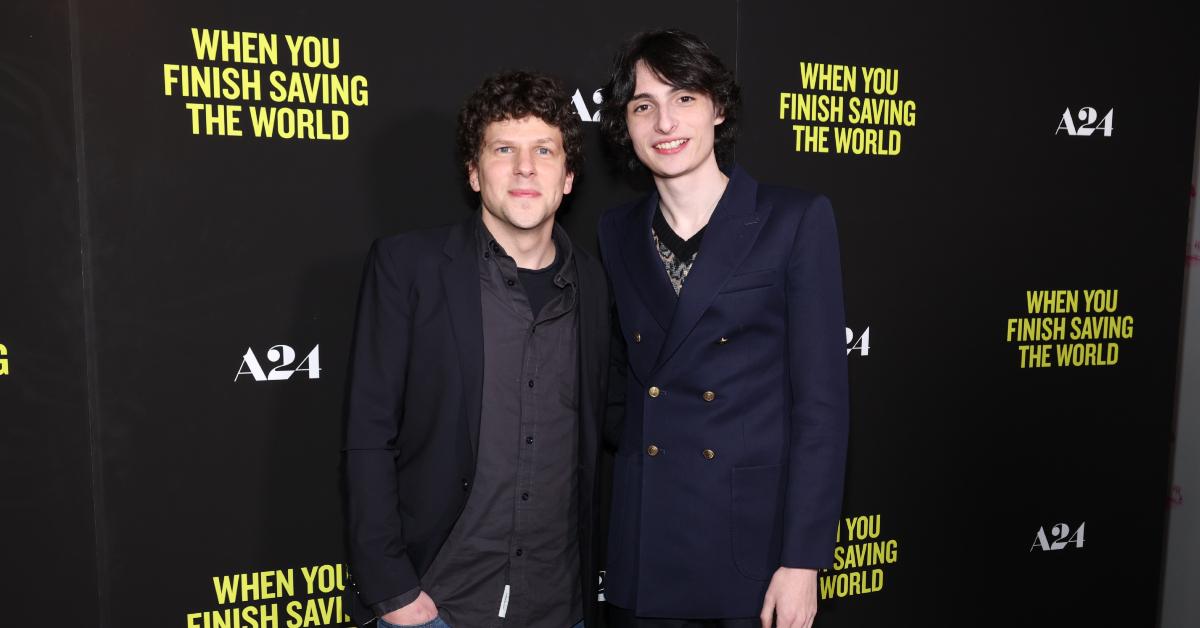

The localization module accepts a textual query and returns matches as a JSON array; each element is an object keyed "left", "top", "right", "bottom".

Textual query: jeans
[
  {"left": 377, "top": 617, "right": 451, "bottom": 628},
  {"left": 377, "top": 615, "right": 582, "bottom": 628}
]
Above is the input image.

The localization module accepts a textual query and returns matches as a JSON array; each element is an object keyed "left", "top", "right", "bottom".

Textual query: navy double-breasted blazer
[{"left": 597, "top": 166, "right": 849, "bottom": 618}]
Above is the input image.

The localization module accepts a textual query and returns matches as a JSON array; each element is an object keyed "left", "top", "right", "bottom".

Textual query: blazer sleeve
[
  {"left": 781, "top": 195, "right": 850, "bottom": 568},
  {"left": 597, "top": 215, "right": 628, "bottom": 452},
  {"left": 343, "top": 238, "right": 422, "bottom": 606}
]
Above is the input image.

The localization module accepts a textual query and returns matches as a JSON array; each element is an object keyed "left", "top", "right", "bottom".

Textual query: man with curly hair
[
  {"left": 344, "top": 70, "right": 609, "bottom": 628},
  {"left": 596, "top": 30, "right": 849, "bottom": 628}
]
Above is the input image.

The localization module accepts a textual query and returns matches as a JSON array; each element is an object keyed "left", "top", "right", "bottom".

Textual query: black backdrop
[{"left": 2, "top": 1, "right": 1197, "bottom": 626}]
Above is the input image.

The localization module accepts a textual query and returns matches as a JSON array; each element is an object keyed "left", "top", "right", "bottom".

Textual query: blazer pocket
[
  {"left": 719, "top": 268, "right": 777, "bottom": 294},
  {"left": 730, "top": 464, "right": 784, "bottom": 581}
]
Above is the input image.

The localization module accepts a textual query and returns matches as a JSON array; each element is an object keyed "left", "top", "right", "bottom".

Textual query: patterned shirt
[{"left": 652, "top": 204, "right": 707, "bottom": 295}]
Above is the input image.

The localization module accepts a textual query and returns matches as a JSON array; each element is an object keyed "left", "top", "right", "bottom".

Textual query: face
[
  {"left": 469, "top": 116, "right": 574, "bottom": 235},
  {"left": 626, "top": 61, "right": 725, "bottom": 179}
]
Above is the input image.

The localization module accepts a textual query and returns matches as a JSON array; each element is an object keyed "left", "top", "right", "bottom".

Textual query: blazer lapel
[
  {"left": 619, "top": 191, "right": 676, "bottom": 333},
  {"left": 655, "top": 166, "right": 770, "bottom": 371},
  {"left": 441, "top": 216, "right": 484, "bottom": 459}
]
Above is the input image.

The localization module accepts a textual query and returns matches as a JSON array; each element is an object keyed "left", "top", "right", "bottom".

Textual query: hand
[
  {"left": 381, "top": 591, "right": 438, "bottom": 626},
  {"left": 759, "top": 567, "right": 818, "bottom": 628}
]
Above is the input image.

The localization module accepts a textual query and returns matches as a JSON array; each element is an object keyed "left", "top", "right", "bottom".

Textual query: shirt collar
[{"left": 474, "top": 210, "right": 576, "bottom": 287}]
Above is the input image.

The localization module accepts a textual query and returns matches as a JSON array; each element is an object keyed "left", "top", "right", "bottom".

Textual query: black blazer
[{"left": 342, "top": 214, "right": 611, "bottom": 626}]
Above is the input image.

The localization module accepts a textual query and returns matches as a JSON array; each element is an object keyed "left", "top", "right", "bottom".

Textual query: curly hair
[
  {"left": 600, "top": 29, "right": 741, "bottom": 172},
  {"left": 456, "top": 70, "right": 584, "bottom": 177}
]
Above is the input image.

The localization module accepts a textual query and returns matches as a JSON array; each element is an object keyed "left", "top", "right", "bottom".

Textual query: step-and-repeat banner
[{"left": 3, "top": 1, "right": 1197, "bottom": 626}]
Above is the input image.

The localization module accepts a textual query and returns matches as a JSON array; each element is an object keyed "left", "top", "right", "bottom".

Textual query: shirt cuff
[{"left": 371, "top": 587, "right": 422, "bottom": 618}]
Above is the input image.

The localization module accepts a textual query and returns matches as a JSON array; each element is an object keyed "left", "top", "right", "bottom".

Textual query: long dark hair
[{"left": 600, "top": 29, "right": 740, "bottom": 172}]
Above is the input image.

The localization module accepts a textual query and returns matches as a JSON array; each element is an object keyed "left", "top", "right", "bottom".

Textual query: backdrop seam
[{"left": 67, "top": 1, "right": 110, "bottom": 626}]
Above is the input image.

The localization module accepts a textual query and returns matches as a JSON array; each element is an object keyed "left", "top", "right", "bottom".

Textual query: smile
[
  {"left": 653, "top": 138, "right": 689, "bottom": 153},
  {"left": 509, "top": 189, "right": 541, "bottom": 198}
]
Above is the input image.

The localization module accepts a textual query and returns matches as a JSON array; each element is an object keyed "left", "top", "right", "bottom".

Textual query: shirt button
[
  {"left": 648, "top": 386, "right": 660, "bottom": 398},
  {"left": 702, "top": 449, "right": 716, "bottom": 460},
  {"left": 646, "top": 444, "right": 660, "bottom": 456},
  {"left": 633, "top": 332, "right": 642, "bottom": 343},
  {"left": 461, "top": 479, "right": 470, "bottom": 491},
  {"left": 515, "top": 548, "right": 524, "bottom": 556},
  {"left": 528, "top": 379, "right": 535, "bottom": 388},
  {"left": 716, "top": 336, "right": 729, "bottom": 345},
  {"left": 521, "top": 492, "right": 530, "bottom": 501},
  {"left": 702, "top": 391, "right": 716, "bottom": 402},
  {"left": 526, "top": 436, "right": 534, "bottom": 444},
  {"left": 507, "top": 279, "right": 515, "bottom": 286}
]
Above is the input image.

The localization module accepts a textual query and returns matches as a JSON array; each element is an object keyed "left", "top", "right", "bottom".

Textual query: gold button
[
  {"left": 702, "top": 391, "right": 716, "bottom": 402},
  {"left": 716, "top": 336, "right": 729, "bottom": 345},
  {"left": 647, "top": 444, "right": 660, "bottom": 456},
  {"left": 648, "top": 386, "right": 661, "bottom": 398},
  {"left": 702, "top": 449, "right": 716, "bottom": 460},
  {"left": 633, "top": 332, "right": 642, "bottom": 343}
]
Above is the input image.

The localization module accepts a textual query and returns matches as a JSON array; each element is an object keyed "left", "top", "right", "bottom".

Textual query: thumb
[{"left": 760, "top": 595, "right": 776, "bottom": 628}]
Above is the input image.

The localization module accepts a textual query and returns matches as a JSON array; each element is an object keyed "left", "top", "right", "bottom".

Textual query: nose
[
  {"left": 655, "top": 104, "right": 677, "bottom": 135},
  {"left": 514, "top": 147, "right": 535, "bottom": 176}
]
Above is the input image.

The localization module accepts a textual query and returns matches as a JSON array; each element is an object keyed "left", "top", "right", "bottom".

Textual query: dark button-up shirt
[{"left": 401, "top": 215, "right": 582, "bottom": 628}]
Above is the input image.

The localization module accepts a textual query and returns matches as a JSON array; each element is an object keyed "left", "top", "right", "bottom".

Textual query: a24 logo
[
  {"left": 1056, "top": 107, "right": 1113, "bottom": 137},
  {"left": 236, "top": 344, "right": 320, "bottom": 382},
  {"left": 846, "top": 326, "right": 870, "bottom": 357},
  {"left": 1030, "top": 521, "right": 1085, "bottom": 551},
  {"left": 573, "top": 88, "right": 603, "bottom": 123}
]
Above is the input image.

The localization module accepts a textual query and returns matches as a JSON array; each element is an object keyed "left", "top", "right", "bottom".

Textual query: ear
[
  {"left": 714, "top": 105, "right": 726, "bottom": 126},
  {"left": 467, "top": 162, "right": 481, "bottom": 192},
  {"left": 562, "top": 169, "right": 575, "bottom": 195}
]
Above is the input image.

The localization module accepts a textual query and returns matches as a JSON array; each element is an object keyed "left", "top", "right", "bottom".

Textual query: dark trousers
[{"left": 605, "top": 604, "right": 760, "bottom": 628}]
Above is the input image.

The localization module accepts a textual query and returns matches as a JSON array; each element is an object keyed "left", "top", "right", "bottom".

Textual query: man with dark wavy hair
[
  {"left": 344, "top": 70, "right": 609, "bottom": 628},
  {"left": 597, "top": 30, "right": 849, "bottom": 628}
]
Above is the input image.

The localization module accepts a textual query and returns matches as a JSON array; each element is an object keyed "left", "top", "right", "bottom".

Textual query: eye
[
  {"left": 679, "top": 94, "right": 695, "bottom": 104},
  {"left": 631, "top": 102, "right": 651, "bottom": 114},
  {"left": 496, "top": 146, "right": 513, "bottom": 154},
  {"left": 536, "top": 147, "right": 552, "bottom": 156}
]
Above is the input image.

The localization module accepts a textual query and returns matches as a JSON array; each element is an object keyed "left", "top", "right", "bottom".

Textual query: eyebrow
[
  {"left": 488, "top": 137, "right": 558, "bottom": 145},
  {"left": 631, "top": 87, "right": 687, "bottom": 101}
]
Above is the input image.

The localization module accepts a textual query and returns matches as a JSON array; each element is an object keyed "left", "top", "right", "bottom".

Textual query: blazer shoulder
[
  {"left": 569, "top": 238, "right": 606, "bottom": 287},
  {"left": 757, "top": 183, "right": 831, "bottom": 215},
  {"left": 599, "top": 196, "right": 646, "bottom": 233},
  {"left": 571, "top": 237, "right": 601, "bottom": 270},
  {"left": 372, "top": 223, "right": 455, "bottom": 264},
  {"left": 362, "top": 224, "right": 459, "bottom": 290},
  {"left": 757, "top": 184, "right": 836, "bottom": 231},
  {"left": 603, "top": 195, "right": 645, "bottom": 218},
  {"left": 598, "top": 196, "right": 650, "bottom": 266}
]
